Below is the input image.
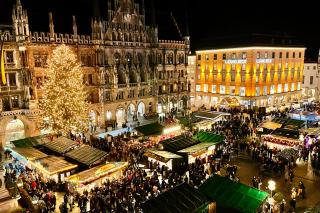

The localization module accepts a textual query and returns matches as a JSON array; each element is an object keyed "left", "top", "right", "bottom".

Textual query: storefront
[
  {"left": 261, "top": 134, "right": 301, "bottom": 150},
  {"left": 144, "top": 149, "right": 183, "bottom": 170},
  {"left": 178, "top": 142, "right": 218, "bottom": 164}
]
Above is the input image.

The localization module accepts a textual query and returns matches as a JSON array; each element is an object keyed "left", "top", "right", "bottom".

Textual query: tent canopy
[
  {"left": 193, "top": 132, "right": 224, "bottom": 144},
  {"left": 65, "top": 145, "right": 108, "bottom": 166},
  {"left": 178, "top": 142, "right": 216, "bottom": 154},
  {"left": 261, "top": 122, "right": 282, "bottom": 130},
  {"left": 43, "top": 137, "right": 78, "bottom": 154},
  {"left": 160, "top": 135, "right": 199, "bottom": 153},
  {"left": 11, "top": 136, "right": 49, "bottom": 148},
  {"left": 141, "top": 183, "right": 208, "bottom": 213},
  {"left": 135, "top": 123, "right": 164, "bottom": 136},
  {"left": 199, "top": 175, "right": 268, "bottom": 213}
]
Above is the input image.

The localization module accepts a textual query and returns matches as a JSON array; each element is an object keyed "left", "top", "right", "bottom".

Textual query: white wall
[{"left": 302, "top": 62, "right": 318, "bottom": 99}]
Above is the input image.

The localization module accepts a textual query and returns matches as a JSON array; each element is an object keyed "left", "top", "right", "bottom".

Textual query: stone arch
[
  {"left": 140, "top": 69, "right": 148, "bottom": 82},
  {"left": 115, "top": 106, "right": 126, "bottom": 128},
  {"left": 112, "top": 31, "right": 118, "bottom": 41},
  {"left": 137, "top": 101, "right": 146, "bottom": 117},
  {"left": 117, "top": 67, "right": 127, "bottom": 84},
  {"left": 0, "top": 115, "right": 37, "bottom": 149},
  {"left": 127, "top": 103, "right": 136, "bottom": 121}
]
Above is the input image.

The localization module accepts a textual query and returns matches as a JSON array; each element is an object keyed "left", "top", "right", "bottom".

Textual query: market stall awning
[
  {"left": 135, "top": 123, "right": 164, "bottom": 136},
  {"left": 11, "top": 136, "right": 50, "bottom": 148},
  {"left": 11, "top": 147, "right": 48, "bottom": 161},
  {"left": 65, "top": 145, "right": 108, "bottom": 166},
  {"left": 160, "top": 135, "right": 199, "bottom": 153},
  {"left": 272, "top": 128, "right": 300, "bottom": 139},
  {"left": 199, "top": 175, "right": 268, "bottom": 213},
  {"left": 261, "top": 121, "right": 282, "bottom": 130},
  {"left": 144, "top": 149, "right": 183, "bottom": 163},
  {"left": 66, "top": 162, "right": 128, "bottom": 185},
  {"left": 43, "top": 137, "right": 79, "bottom": 154},
  {"left": 193, "top": 132, "right": 224, "bottom": 144},
  {"left": 304, "top": 128, "right": 320, "bottom": 136},
  {"left": 141, "top": 183, "right": 208, "bottom": 213},
  {"left": 30, "top": 156, "right": 78, "bottom": 176},
  {"left": 178, "top": 142, "right": 216, "bottom": 154}
]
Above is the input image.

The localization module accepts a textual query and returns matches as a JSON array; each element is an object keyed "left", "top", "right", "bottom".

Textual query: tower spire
[
  {"left": 72, "top": 16, "right": 78, "bottom": 38},
  {"left": 49, "top": 12, "right": 54, "bottom": 38}
]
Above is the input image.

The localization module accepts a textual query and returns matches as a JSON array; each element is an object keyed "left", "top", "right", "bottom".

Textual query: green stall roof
[
  {"left": 199, "top": 175, "right": 268, "bottom": 213},
  {"left": 135, "top": 123, "right": 164, "bottom": 136},
  {"left": 11, "top": 136, "right": 49, "bottom": 148},
  {"left": 193, "top": 132, "right": 224, "bottom": 144}
]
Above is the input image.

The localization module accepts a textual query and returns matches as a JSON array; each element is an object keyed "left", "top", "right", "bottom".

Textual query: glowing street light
[{"left": 268, "top": 180, "right": 276, "bottom": 197}]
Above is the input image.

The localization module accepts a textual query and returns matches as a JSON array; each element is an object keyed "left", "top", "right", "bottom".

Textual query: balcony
[
  {"left": 0, "top": 86, "right": 19, "bottom": 92},
  {"left": 118, "top": 84, "right": 127, "bottom": 88},
  {"left": 0, "top": 108, "right": 41, "bottom": 118},
  {"left": 140, "top": 82, "right": 148, "bottom": 86},
  {"left": 129, "top": 83, "right": 138, "bottom": 87}
]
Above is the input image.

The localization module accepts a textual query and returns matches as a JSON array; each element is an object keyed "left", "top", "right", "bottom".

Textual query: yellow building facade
[{"left": 195, "top": 46, "right": 305, "bottom": 108}]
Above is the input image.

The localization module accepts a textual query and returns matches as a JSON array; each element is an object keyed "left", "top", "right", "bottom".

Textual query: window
[
  {"left": 205, "top": 74, "right": 208, "bottom": 80},
  {"left": 222, "top": 53, "right": 226, "bottom": 60},
  {"left": 197, "top": 55, "right": 201, "bottom": 60},
  {"left": 285, "top": 63, "right": 288, "bottom": 69},
  {"left": 8, "top": 73, "right": 16, "bottom": 86},
  {"left": 307, "top": 66, "right": 309, "bottom": 70},
  {"left": 270, "top": 85, "right": 275, "bottom": 94},
  {"left": 11, "top": 96, "right": 19, "bottom": 108},
  {"left": 263, "top": 72, "right": 267, "bottom": 82},
  {"left": 241, "top": 74, "right": 246, "bottom": 82},
  {"left": 299, "top": 52, "right": 301, "bottom": 58},
  {"left": 277, "top": 84, "right": 282, "bottom": 93},
  {"left": 256, "top": 72, "right": 259, "bottom": 83},
  {"left": 272, "top": 52, "right": 275, "bottom": 58},
  {"left": 203, "top": 84, "right": 208, "bottom": 92},
  {"left": 230, "top": 86, "right": 235, "bottom": 95},
  {"left": 263, "top": 86, "right": 267, "bottom": 95},
  {"left": 211, "top": 85, "right": 216, "bottom": 93},
  {"left": 213, "top": 74, "right": 217, "bottom": 80},
  {"left": 220, "top": 85, "right": 225, "bottom": 94},
  {"left": 232, "top": 53, "right": 236, "bottom": 59},
  {"left": 242, "top": 64, "right": 246, "bottom": 70},
  {"left": 286, "top": 52, "right": 289, "bottom": 58},
  {"left": 232, "top": 64, "right": 235, "bottom": 70},
  {"left": 214, "top": 64, "right": 217, "bottom": 71},
  {"left": 279, "top": 52, "right": 282, "bottom": 58},
  {"left": 5, "top": 51, "right": 14, "bottom": 63},
  {"left": 264, "top": 52, "right": 268, "bottom": 58},
  {"left": 298, "top": 82, "right": 301, "bottom": 90},
  {"left": 314, "top": 66, "right": 317, "bottom": 70},
  {"left": 278, "top": 63, "right": 282, "bottom": 69},
  {"left": 302, "top": 75, "right": 305, "bottom": 84},
  {"left": 240, "top": 87, "right": 245, "bottom": 96},
  {"left": 231, "top": 71, "right": 235, "bottom": 81},
  {"left": 205, "top": 64, "right": 209, "bottom": 71},
  {"left": 205, "top": 54, "right": 209, "bottom": 60},
  {"left": 196, "top": 84, "right": 201, "bottom": 92},
  {"left": 222, "top": 72, "right": 226, "bottom": 81},
  {"left": 214, "top": 54, "right": 217, "bottom": 60},
  {"left": 255, "top": 87, "right": 260, "bottom": 96},
  {"left": 242, "top": 52, "right": 247, "bottom": 59},
  {"left": 293, "top": 52, "right": 295, "bottom": 58},
  {"left": 257, "top": 52, "right": 260, "bottom": 59},
  {"left": 291, "top": 83, "right": 295, "bottom": 91},
  {"left": 197, "top": 64, "right": 201, "bottom": 70},
  {"left": 88, "top": 74, "right": 93, "bottom": 85},
  {"left": 284, "top": 83, "right": 288, "bottom": 92},
  {"left": 197, "top": 74, "right": 200, "bottom": 80},
  {"left": 310, "top": 76, "right": 314, "bottom": 85}
]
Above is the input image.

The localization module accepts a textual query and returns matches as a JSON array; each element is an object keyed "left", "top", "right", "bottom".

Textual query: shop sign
[
  {"left": 224, "top": 59, "right": 247, "bottom": 64},
  {"left": 256, "top": 59, "right": 273, "bottom": 63}
]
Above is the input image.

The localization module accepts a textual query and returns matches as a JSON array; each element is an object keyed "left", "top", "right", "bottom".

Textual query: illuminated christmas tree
[{"left": 42, "top": 44, "right": 89, "bottom": 135}]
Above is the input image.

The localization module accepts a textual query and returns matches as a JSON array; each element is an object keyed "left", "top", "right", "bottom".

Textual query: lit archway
[
  {"left": 116, "top": 108, "right": 126, "bottom": 127},
  {"left": 137, "top": 102, "right": 145, "bottom": 117},
  {"left": 127, "top": 103, "right": 136, "bottom": 121},
  {"left": 5, "top": 119, "right": 25, "bottom": 147}
]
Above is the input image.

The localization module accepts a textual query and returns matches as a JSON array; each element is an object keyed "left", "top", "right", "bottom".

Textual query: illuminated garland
[
  {"left": 41, "top": 44, "right": 89, "bottom": 135},
  {"left": 262, "top": 135, "right": 300, "bottom": 147}
]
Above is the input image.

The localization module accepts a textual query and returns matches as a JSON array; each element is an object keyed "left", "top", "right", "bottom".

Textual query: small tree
[{"left": 42, "top": 44, "right": 89, "bottom": 135}]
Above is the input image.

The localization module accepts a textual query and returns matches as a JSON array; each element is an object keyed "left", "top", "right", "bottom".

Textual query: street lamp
[{"left": 268, "top": 180, "right": 276, "bottom": 197}]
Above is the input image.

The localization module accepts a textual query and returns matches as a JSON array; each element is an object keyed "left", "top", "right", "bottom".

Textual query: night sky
[{"left": 0, "top": 0, "right": 319, "bottom": 59}]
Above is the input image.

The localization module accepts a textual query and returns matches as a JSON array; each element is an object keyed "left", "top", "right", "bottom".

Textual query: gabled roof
[
  {"left": 11, "top": 136, "right": 49, "bottom": 148},
  {"left": 65, "top": 145, "right": 108, "bottom": 166},
  {"left": 160, "top": 135, "right": 199, "bottom": 153},
  {"left": 144, "top": 149, "right": 183, "bottom": 163},
  {"left": 141, "top": 183, "right": 208, "bottom": 213},
  {"left": 43, "top": 137, "right": 78, "bottom": 154}
]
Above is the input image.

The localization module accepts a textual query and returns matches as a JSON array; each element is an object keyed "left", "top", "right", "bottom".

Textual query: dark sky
[{"left": 1, "top": 0, "right": 319, "bottom": 59}]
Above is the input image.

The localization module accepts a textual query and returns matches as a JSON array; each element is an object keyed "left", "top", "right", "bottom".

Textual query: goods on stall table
[{"left": 262, "top": 135, "right": 300, "bottom": 147}]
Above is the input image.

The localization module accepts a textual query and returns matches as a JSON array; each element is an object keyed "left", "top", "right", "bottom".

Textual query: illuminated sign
[
  {"left": 224, "top": 59, "right": 247, "bottom": 64},
  {"left": 256, "top": 59, "right": 273, "bottom": 63}
]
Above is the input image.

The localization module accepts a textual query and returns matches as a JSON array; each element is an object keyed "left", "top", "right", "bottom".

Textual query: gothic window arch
[
  {"left": 114, "top": 52, "right": 121, "bottom": 66},
  {"left": 112, "top": 31, "right": 118, "bottom": 41},
  {"left": 125, "top": 52, "right": 132, "bottom": 67},
  {"left": 117, "top": 68, "right": 127, "bottom": 84},
  {"left": 157, "top": 53, "right": 162, "bottom": 64},
  {"left": 137, "top": 53, "right": 143, "bottom": 66},
  {"left": 167, "top": 53, "right": 173, "bottom": 65}
]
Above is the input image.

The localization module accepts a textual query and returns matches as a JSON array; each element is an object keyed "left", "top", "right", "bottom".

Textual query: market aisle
[{"left": 54, "top": 192, "right": 80, "bottom": 213}]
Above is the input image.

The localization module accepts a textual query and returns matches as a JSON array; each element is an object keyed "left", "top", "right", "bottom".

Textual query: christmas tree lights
[{"left": 41, "top": 44, "right": 89, "bottom": 135}]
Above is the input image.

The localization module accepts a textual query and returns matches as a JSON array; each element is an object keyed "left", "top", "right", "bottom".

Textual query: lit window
[
  {"left": 197, "top": 74, "right": 200, "bottom": 80},
  {"left": 214, "top": 64, "right": 217, "bottom": 70},
  {"left": 203, "top": 84, "right": 208, "bottom": 92},
  {"left": 298, "top": 82, "right": 301, "bottom": 90},
  {"left": 211, "top": 85, "right": 216, "bottom": 93},
  {"left": 242, "top": 52, "right": 247, "bottom": 59},
  {"left": 264, "top": 52, "right": 268, "bottom": 58},
  {"left": 220, "top": 85, "right": 225, "bottom": 94},
  {"left": 255, "top": 87, "right": 260, "bottom": 96},
  {"left": 214, "top": 54, "right": 217, "bottom": 60},
  {"left": 277, "top": 84, "right": 282, "bottom": 93},
  {"left": 196, "top": 84, "right": 201, "bottom": 92},
  {"left": 230, "top": 86, "right": 235, "bottom": 95},
  {"left": 284, "top": 83, "right": 288, "bottom": 92},
  {"left": 291, "top": 83, "right": 295, "bottom": 91},
  {"left": 205, "top": 54, "right": 209, "bottom": 60},
  {"left": 263, "top": 86, "right": 267, "bottom": 95},
  {"left": 242, "top": 64, "right": 246, "bottom": 70},
  {"left": 270, "top": 85, "right": 275, "bottom": 94},
  {"left": 240, "top": 87, "right": 245, "bottom": 96},
  {"left": 232, "top": 53, "right": 236, "bottom": 59},
  {"left": 257, "top": 52, "right": 260, "bottom": 59}
]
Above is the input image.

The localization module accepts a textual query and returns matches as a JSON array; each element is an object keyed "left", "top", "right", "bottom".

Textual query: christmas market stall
[
  {"left": 29, "top": 156, "right": 78, "bottom": 182},
  {"left": 159, "top": 135, "right": 199, "bottom": 153},
  {"left": 66, "top": 162, "right": 128, "bottom": 193},
  {"left": 65, "top": 145, "right": 108, "bottom": 168},
  {"left": 10, "top": 136, "right": 50, "bottom": 148},
  {"left": 261, "top": 134, "right": 301, "bottom": 149},
  {"left": 8, "top": 147, "right": 48, "bottom": 165},
  {"left": 43, "top": 136, "right": 79, "bottom": 155},
  {"left": 135, "top": 122, "right": 165, "bottom": 136},
  {"left": 144, "top": 149, "right": 183, "bottom": 170},
  {"left": 140, "top": 183, "right": 214, "bottom": 213},
  {"left": 199, "top": 174, "right": 269, "bottom": 213}
]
